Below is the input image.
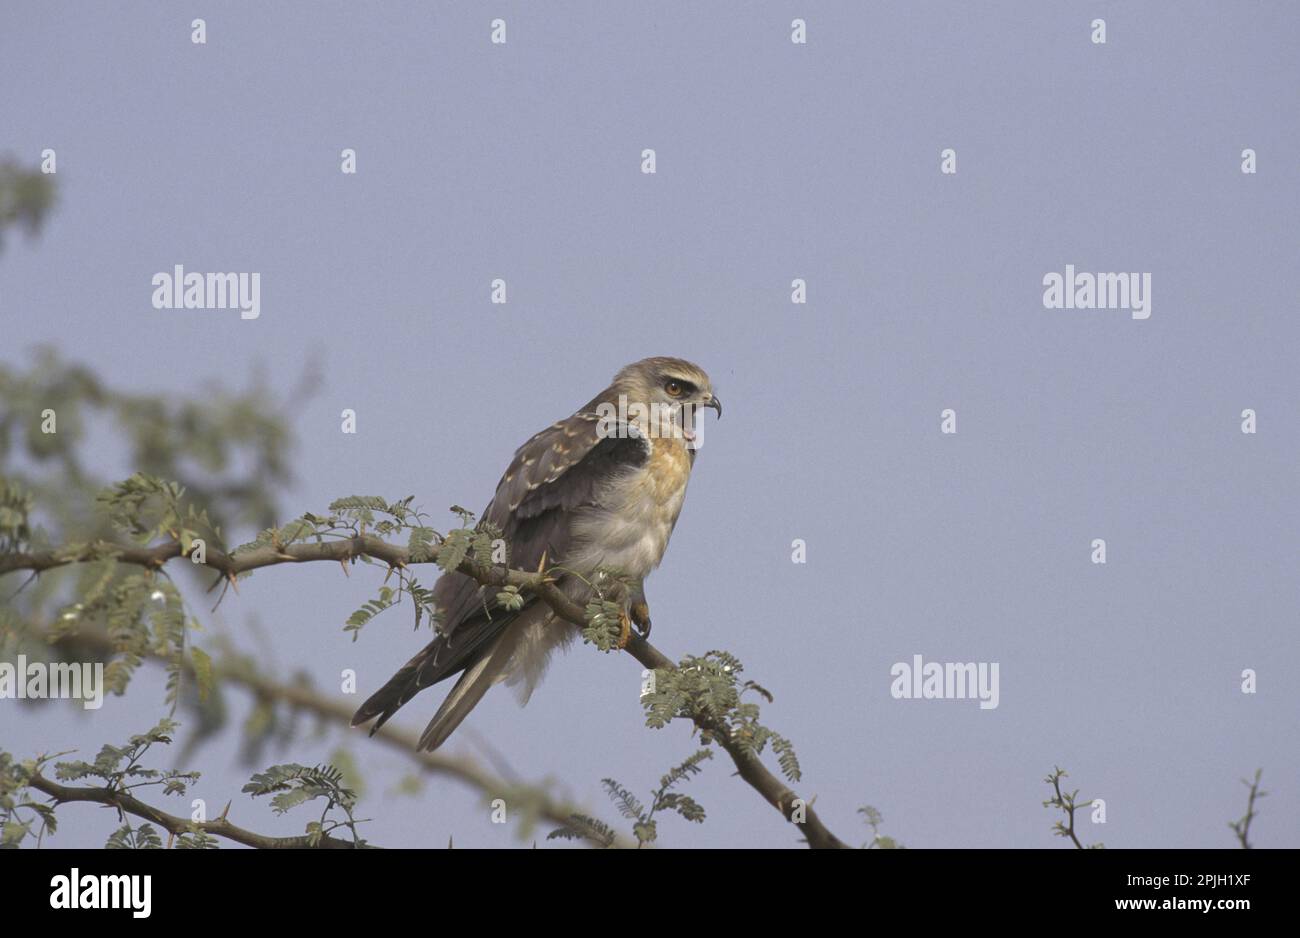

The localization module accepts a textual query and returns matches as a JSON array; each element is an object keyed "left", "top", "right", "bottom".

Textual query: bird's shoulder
[{"left": 488, "top": 411, "right": 648, "bottom": 524}]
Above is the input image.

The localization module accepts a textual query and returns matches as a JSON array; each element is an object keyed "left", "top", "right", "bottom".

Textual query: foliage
[
  {"left": 582, "top": 598, "right": 625, "bottom": 651},
  {"left": 550, "top": 749, "right": 713, "bottom": 848},
  {"left": 0, "top": 348, "right": 300, "bottom": 542},
  {"left": 1228, "top": 769, "right": 1266, "bottom": 849},
  {"left": 0, "top": 719, "right": 211, "bottom": 848},
  {"left": 1042, "top": 766, "right": 1103, "bottom": 849},
  {"left": 0, "top": 719, "right": 371, "bottom": 848},
  {"left": 641, "top": 650, "right": 801, "bottom": 783},
  {"left": 233, "top": 498, "right": 506, "bottom": 641},
  {"left": 0, "top": 351, "right": 305, "bottom": 728},
  {"left": 0, "top": 157, "right": 56, "bottom": 253},
  {"left": 858, "top": 805, "right": 903, "bottom": 849},
  {"left": 0, "top": 751, "right": 60, "bottom": 848},
  {"left": 242, "top": 762, "right": 368, "bottom": 847}
]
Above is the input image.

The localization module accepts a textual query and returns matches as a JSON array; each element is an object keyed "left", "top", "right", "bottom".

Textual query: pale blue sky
[{"left": 2, "top": 1, "right": 1297, "bottom": 848}]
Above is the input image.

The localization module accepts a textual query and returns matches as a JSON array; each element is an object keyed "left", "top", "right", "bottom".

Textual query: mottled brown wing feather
[{"left": 351, "top": 411, "right": 645, "bottom": 733}]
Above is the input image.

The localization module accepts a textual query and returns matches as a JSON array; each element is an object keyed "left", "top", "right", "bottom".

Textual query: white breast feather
[{"left": 501, "top": 436, "right": 693, "bottom": 703}]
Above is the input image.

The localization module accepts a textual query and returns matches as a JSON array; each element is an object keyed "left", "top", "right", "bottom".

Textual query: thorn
[
  {"left": 536, "top": 550, "right": 548, "bottom": 574},
  {"left": 339, "top": 558, "right": 350, "bottom": 577},
  {"left": 227, "top": 573, "right": 240, "bottom": 596},
  {"left": 218, "top": 800, "right": 232, "bottom": 822}
]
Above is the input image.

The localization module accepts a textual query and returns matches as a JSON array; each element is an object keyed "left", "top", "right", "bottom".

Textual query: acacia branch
[
  {"left": 1229, "top": 769, "right": 1265, "bottom": 849},
  {"left": 4, "top": 534, "right": 850, "bottom": 849},
  {"left": 47, "top": 627, "right": 629, "bottom": 848},
  {"left": 1050, "top": 772, "right": 1084, "bottom": 849},
  {"left": 25, "top": 773, "right": 359, "bottom": 849}
]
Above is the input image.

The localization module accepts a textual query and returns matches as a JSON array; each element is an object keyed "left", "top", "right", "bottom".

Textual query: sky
[{"left": 1, "top": 1, "right": 1297, "bottom": 849}]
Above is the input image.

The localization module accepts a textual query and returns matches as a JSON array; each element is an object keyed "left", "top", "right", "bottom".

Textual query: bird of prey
[{"left": 351, "top": 356, "right": 721, "bottom": 751}]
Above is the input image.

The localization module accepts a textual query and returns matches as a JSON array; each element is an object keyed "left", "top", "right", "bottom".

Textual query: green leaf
[
  {"left": 601, "top": 779, "right": 644, "bottom": 821},
  {"left": 436, "top": 529, "right": 471, "bottom": 573},
  {"left": 190, "top": 646, "right": 214, "bottom": 703},
  {"left": 496, "top": 584, "right": 525, "bottom": 612}
]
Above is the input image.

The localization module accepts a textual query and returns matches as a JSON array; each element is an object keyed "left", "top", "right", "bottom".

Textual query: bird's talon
[{"left": 630, "top": 601, "right": 652, "bottom": 639}]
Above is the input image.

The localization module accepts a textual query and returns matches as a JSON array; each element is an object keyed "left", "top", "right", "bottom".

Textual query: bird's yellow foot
[{"left": 616, "top": 609, "right": 633, "bottom": 650}]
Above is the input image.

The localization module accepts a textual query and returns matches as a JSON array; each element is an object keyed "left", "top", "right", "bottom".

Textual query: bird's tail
[
  {"left": 349, "top": 641, "right": 442, "bottom": 737},
  {"left": 417, "top": 625, "right": 525, "bottom": 750},
  {"left": 351, "top": 627, "right": 519, "bottom": 751}
]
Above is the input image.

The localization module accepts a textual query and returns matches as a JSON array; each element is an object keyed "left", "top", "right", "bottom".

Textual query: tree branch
[
  {"left": 4, "top": 534, "right": 850, "bottom": 848},
  {"left": 46, "top": 627, "right": 630, "bottom": 848},
  {"left": 1229, "top": 769, "right": 1265, "bottom": 849},
  {"left": 25, "top": 773, "right": 359, "bottom": 849},
  {"left": 1050, "top": 771, "right": 1084, "bottom": 849}
]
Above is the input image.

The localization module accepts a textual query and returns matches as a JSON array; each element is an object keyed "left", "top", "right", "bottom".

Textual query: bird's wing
[
  {"left": 429, "top": 411, "right": 647, "bottom": 660},
  {"left": 351, "top": 412, "right": 644, "bottom": 734}
]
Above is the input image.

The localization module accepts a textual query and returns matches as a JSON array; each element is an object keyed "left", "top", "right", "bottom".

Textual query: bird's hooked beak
[{"left": 704, "top": 394, "right": 722, "bottom": 419}]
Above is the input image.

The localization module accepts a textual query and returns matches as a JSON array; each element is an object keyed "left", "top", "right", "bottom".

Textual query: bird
[{"left": 350, "top": 356, "right": 722, "bottom": 751}]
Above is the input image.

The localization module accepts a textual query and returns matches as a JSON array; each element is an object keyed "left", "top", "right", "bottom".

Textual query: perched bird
[{"left": 351, "top": 357, "right": 721, "bottom": 751}]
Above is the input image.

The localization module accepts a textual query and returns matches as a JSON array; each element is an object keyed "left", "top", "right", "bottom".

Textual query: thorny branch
[
  {"left": 44, "top": 627, "right": 630, "bottom": 849},
  {"left": 3, "top": 533, "right": 850, "bottom": 848},
  {"left": 24, "top": 773, "right": 358, "bottom": 849},
  {"left": 1229, "top": 769, "right": 1266, "bottom": 849}
]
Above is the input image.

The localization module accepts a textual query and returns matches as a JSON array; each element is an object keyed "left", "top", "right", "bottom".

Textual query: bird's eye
[{"left": 664, "top": 380, "right": 683, "bottom": 397}]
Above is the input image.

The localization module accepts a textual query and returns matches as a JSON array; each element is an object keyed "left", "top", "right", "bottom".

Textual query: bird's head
[{"left": 605, "top": 356, "right": 721, "bottom": 444}]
